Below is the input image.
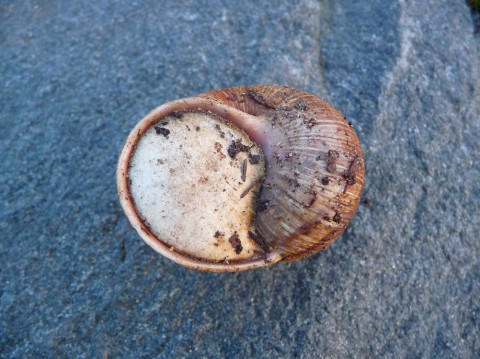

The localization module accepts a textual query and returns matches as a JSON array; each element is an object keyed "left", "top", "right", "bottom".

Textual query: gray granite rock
[{"left": 1, "top": 0, "right": 479, "bottom": 358}]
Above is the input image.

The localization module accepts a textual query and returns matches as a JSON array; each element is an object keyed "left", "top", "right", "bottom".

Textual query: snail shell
[{"left": 117, "top": 85, "right": 364, "bottom": 272}]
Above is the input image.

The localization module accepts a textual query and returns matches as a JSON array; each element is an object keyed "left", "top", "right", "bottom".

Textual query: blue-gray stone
[{"left": 1, "top": 0, "right": 479, "bottom": 358}]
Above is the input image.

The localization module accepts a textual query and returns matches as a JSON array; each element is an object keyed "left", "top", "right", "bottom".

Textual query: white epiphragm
[{"left": 128, "top": 111, "right": 265, "bottom": 262}]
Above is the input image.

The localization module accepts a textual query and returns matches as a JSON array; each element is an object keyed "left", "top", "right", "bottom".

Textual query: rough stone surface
[{"left": 1, "top": 0, "right": 479, "bottom": 358}]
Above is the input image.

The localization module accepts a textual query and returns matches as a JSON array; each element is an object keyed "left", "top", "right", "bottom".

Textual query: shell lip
[{"left": 116, "top": 96, "right": 282, "bottom": 272}]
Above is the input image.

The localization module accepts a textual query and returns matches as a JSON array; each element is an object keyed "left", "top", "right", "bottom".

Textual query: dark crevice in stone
[{"left": 467, "top": 1, "right": 480, "bottom": 36}]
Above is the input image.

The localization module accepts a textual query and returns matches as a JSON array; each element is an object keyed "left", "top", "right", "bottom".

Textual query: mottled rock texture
[{"left": 1, "top": 0, "right": 479, "bottom": 357}]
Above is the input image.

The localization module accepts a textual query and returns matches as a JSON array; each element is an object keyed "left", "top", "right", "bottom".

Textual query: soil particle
[
  {"left": 303, "top": 118, "right": 317, "bottom": 129},
  {"left": 246, "top": 88, "right": 277, "bottom": 109},
  {"left": 228, "top": 139, "right": 250, "bottom": 158},
  {"left": 303, "top": 190, "right": 317, "bottom": 208},
  {"left": 344, "top": 172, "right": 356, "bottom": 185},
  {"left": 273, "top": 154, "right": 282, "bottom": 165},
  {"left": 343, "top": 155, "right": 361, "bottom": 185},
  {"left": 228, "top": 232, "right": 243, "bottom": 254},
  {"left": 169, "top": 112, "right": 183, "bottom": 118},
  {"left": 333, "top": 212, "right": 342, "bottom": 223},
  {"left": 321, "top": 177, "right": 330, "bottom": 185},
  {"left": 240, "top": 179, "right": 260, "bottom": 198},
  {"left": 295, "top": 100, "right": 308, "bottom": 111},
  {"left": 154, "top": 126, "right": 170, "bottom": 138},
  {"left": 214, "top": 142, "right": 223, "bottom": 152},
  {"left": 249, "top": 153, "right": 260, "bottom": 164},
  {"left": 326, "top": 150, "right": 339, "bottom": 173},
  {"left": 241, "top": 159, "right": 247, "bottom": 182},
  {"left": 215, "top": 124, "right": 226, "bottom": 138}
]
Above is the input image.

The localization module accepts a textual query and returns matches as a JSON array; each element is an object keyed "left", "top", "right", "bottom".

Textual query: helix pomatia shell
[{"left": 117, "top": 85, "right": 365, "bottom": 272}]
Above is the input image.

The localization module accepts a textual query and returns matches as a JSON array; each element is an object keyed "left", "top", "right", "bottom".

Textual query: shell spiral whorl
[{"left": 117, "top": 85, "right": 364, "bottom": 271}]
